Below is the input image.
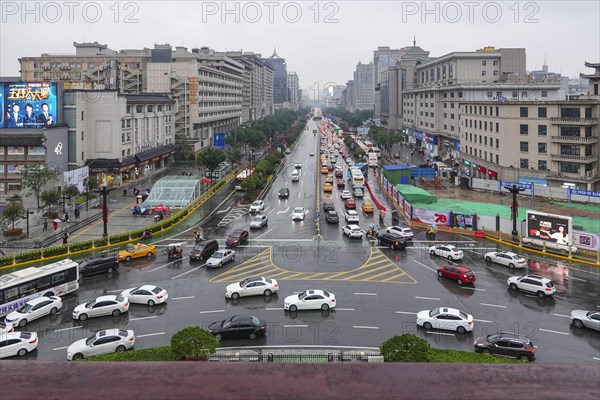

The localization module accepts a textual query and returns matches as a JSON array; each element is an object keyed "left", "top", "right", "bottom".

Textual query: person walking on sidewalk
[
  {"left": 74, "top": 208, "right": 80, "bottom": 219},
  {"left": 43, "top": 219, "right": 48, "bottom": 231},
  {"left": 62, "top": 232, "right": 69, "bottom": 245},
  {"left": 53, "top": 220, "right": 58, "bottom": 232}
]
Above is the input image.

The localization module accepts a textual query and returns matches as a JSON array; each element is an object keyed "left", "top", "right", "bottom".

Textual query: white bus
[
  {"left": 0, "top": 259, "right": 79, "bottom": 316},
  {"left": 351, "top": 169, "right": 365, "bottom": 188},
  {"left": 368, "top": 153, "right": 378, "bottom": 167},
  {"left": 369, "top": 147, "right": 382, "bottom": 156}
]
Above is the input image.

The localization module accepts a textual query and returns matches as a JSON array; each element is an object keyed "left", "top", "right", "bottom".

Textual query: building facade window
[
  {"left": 561, "top": 163, "right": 580, "bottom": 173},
  {"left": 538, "top": 160, "right": 547, "bottom": 170},
  {"left": 538, "top": 143, "right": 547, "bottom": 153},
  {"left": 520, "top": 142, "right": 529, "bottom": 152},
  {"left": 520, "top": 124, "right": 529, "bottom": 135},
  {"left": 538, "top": 125, "right": 547, "bottom": 135},
  {"left": 538, "top": 107, "right": 547, "bottom": 118},
  {"left": 520, "top": 159, "right": 529, "bottom": 169},
  {"left": 520, "top": 107, "right": 528, "bottom": 117}
]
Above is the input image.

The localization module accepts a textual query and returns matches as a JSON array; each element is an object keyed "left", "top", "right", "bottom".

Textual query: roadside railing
[{"left": 208, "top": 352, "right": 382, "bottom": 363}]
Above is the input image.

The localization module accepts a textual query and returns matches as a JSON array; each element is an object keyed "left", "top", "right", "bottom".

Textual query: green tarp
[{"left": 395, "top": 184, "right": 437, "bottom": 204}]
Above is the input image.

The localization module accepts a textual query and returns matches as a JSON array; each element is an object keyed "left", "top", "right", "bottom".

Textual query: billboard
[
  {"left": 63, "top": 166, "right": 90, "bottom": 193},
  {"left": 2, "top": 82, "right": 58, "bottom": 129},
  {"left": 526, "top": 211, "right": 573, "bottom": 246}
]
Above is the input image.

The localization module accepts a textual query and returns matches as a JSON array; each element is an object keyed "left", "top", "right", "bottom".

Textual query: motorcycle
[
  {"left": 426, "top": 229, "right": 436, "bottom": 240},
  {"left": 391, "top": 210, "right": 400, "bottom": 223},
  {"left": 166, "top": 243, "right": 183, "bottom": 260}
]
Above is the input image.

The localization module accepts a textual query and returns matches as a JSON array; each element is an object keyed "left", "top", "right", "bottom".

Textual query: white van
[{"left": 291, "top": 169, "right": 300, "bottom": 182}]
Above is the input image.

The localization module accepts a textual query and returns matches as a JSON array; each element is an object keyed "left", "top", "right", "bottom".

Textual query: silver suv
[{"left": 507, "top": 274, "right": 556, "bottom": 299}]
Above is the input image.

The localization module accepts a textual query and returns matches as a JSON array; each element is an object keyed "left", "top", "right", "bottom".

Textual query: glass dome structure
[{"left": 141, "top": 176, "right": 202, "bottom": 209}]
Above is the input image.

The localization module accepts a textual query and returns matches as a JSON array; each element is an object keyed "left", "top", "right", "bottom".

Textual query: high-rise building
[
  {"left": 287, "top": 72, "right": 299, "bottom": 110},
  {"left": 265, "top": 49, "right": 288, "bottom": 105},
  {"left": 373, "top": 46, "right": 407, "bottom": 118},
  {"left": 353, "top": 62, "right": 374, "bottom": 110},
  {"left": 341, "top": 80, "right": 355, "bottom": 110}
]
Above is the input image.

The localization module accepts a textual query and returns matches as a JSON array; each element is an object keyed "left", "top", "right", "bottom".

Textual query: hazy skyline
[{"left": 1, "top": 1, "right": 598, "bottom": 101}]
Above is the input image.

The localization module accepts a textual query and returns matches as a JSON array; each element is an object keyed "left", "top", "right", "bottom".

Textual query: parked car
[
  {"left": 361, "top": 201, "right": 374, "bottom": 214},
  {"left": 341, "top": 190, "right": 352, "bottom": 199},
  {"left": 206, "top": 249, "right": 236, "bottom": 268},
  {"left": 325, "top": 210, "right": 339, "bottom": 224},
  {"left": 323, "top": 202, "right": 334, "bottom": 212},
  {"left": 190, "top": 239, "right": 219, "bottom": 261},
  {"left": 117, "top": 243, "right": 156, "bottom": 262},
  {"left": 121, "top": 285, "right": 168, "bottom": 306},
  {"left": 385, "top": 226, "right": 414, "bottom": 240},
  {"left": 429, "top": 244, "right": 464, "bottom": 261},
  {"left": 416, "top": 307, "right": 473, "bottom": 334},
  {"left": 5, "top": 296, "right": 62, "bottom": 327},
  {"left": 474, "top": 332, "right": 536, "bottom": 362},
  {"left": 0, "top": 332, "right": 38, "bottom": 359},
  {"left": 437, "top": 265, "right": 476, "bottom": 285},
  {"left": 345, "top": 210, "right": 360, "bottom": 223},
  {"left": 284, "top": 289, "right": 336, "bottom": 312},
  {"left": 278, "top": 188, "right": 290, "bottom": 198},
  {"left": 226, "top": 230, "right": 249, "bottom": 247},
  {"left": 67, "top": 329, "right": 135, "bottom": 361},
  {"left": 250, "top": 215, "right": 269, "bottom": 229},
  {"left": 208, "top": 315, "right": 267, "bottom": 341},
  {"left": 72, "top": 295, "right": 129, "bottom": 321},
  {"left": 342, "top": 225, "right": 364, "bottom": 239},
  {"left": 0, "top": 321, "right": 14, "bottom": 335},
  {"left": 79, "top": 255, "right": 120, "bottom": 278},
  {"left": 485, "top": 251, "right": 526, "bottom": 269},
  {"left": 507, "top": 275, "right": 556, "bottom": 299},
  {"left": 249, "top": 200, "right": 265, "bottom": 213},
  {"left": 344, "top": 199, "right": 357, "bottom": 209},
  {"left": 225, "top": 277, "right": 279, "bottom": 299},
  {"left": 570, "top": 310, "right": 600, "bottom": 331},
  {"left": 292, "top": 207, "right": 307, "bottom": 221},
  {"left": 378, "top": 233, "right": 407, "bottom": 250}
]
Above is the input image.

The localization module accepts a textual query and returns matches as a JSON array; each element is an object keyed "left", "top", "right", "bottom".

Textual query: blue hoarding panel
[{"left": 213, "top": 132, "right": 226, "bottom": 148}]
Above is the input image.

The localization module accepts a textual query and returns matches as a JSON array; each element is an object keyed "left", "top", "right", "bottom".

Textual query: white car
[
  {"left": 507, "top": 274, "right": 556, "bottom": 299},
  {"left": 485, "top": 251, "right": 526, "bottom": 269},
  {"left": 345, "top": 210, "right": 359, "bottom": 223},
  {"left": 0, "top": 321, "right": 14, "bottom": 335},
  {"left": 342, "top": 224, "right": 364, "bottom": 239},
  {"left": 416, "top": 307, "right": 473, "bottom": 334},
  {"left": 295, "top": 163, "right": 302, "bottom": 169},
  {"left": 72, "top": 295, "right": 129, "bottom": 321},
  {"left": 206, "top": 249, "right": 236, "bottom": 268},
  {"left": 249, "top": 200, "right": 265, "bottom": 213},
  {"left": 121, "top": 285, "right": 169, "bottom": 306},
  {"left": 284, "top": 289, "right": 336, "bottom": 312},
  {"left": 250, "top": 215, "right": 268, "bottom": 229},
  {"left": 292, "top": 207, "right": 307, "bottom": 220},
  {"left": 67, "top": 329, "right": 135, "bottom": 360},
  {"left": 225, "top": 277, "right": 279, "bottom": 299},
  {"left": 353, "top": 188, "right": 364, "bottom": 198},
  {"left": 385, "top": 226, "right": 414, "bottom": 240},
  {"left": 309, "top": 152, "right": 315, "bottom": 156},
  {"left": 340, "top": 190, "right": 352, "bottom": 199},
  {"left": 5, "top": 296, "right": 63, "bottom": 327},
  {"left": 570, "top": 310, "right": 600, "bottom": 331},
  {"left": 0, "top": 332, "right": 38, "bottom": 358},
  {"left": 429, "top": 244, "right": 464, "bottom": 261}
]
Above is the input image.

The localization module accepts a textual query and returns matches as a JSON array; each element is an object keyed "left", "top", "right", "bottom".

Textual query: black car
[
  {"left": 377, "top": 233, "right": 407, "bottom": 250},
  {"left": 322, "top": 202, "right": 334, "bottom": 212},
  {"left": 325, "top": 210, "right": 339, "bottom": 224},
  {"left": 279, "top": 188, "right": 290, "bottom": 198},
  {"left": 474, "top": 332, "right": 536, "bottom": 362},
  {"left": 208, "top": 315, "right": 267, "bottom": 341},
  {"left": 189, "top": 239, "right": 219, "bottom": 261},
  {"left": 79, "top": 255, "right": 120, "bottom": 278}
]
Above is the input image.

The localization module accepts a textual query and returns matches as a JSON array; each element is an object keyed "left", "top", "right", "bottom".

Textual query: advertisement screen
[
  {"left": 2, "top": 82, "right": 58, "bottom": 129},
  {"left": 526, "top": 211, "right": 573, "bottom": 246}
]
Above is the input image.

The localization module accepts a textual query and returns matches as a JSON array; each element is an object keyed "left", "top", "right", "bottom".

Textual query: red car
[
  {"left": 335, "top": 170, "right": 343, "bottom": 178},
  {"left": 437, "top": 265, "right": 476, "bottom": 285},
  {"left": 327, "top": 165, "right": 334, "bottom": 171},
  {"left": 226, "top": 230, "right": 249, "bottom": 247},
  {"left": 337, "top": 179, "right": 345, "bottom": 188},
  {"left": 344, "top": 199, "right": 356, "bottom": 209}
]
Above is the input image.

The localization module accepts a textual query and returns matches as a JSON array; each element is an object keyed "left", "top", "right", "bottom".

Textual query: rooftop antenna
[{"left": 413, "top": 36, "right": 416, "bottom": 47}]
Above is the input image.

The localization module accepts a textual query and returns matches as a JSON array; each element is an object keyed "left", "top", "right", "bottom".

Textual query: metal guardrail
[{"left": 208, "top": 352, "right": 382, "bottom": 363}]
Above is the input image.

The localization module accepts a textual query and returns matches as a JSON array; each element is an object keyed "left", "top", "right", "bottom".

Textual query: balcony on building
[
  {"left": 550, "top": 154, "right": 599, "bottom": 163},
  {"left": 550, "top": 117, "right": 598, "bottom": 125},
  {"left": 550, "top": 135, "right": 599, "bottom": 143}
]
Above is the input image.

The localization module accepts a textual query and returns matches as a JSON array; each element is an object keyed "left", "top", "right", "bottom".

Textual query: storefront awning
[
  {"left": 477, "top": 165, "right": 487, "bottom": 173},
  {"left": 135, "top": 145, "right": 178, "bottom": 163},
  {"left": 488, "top": 169, "right": 498, "bottom": 177}
]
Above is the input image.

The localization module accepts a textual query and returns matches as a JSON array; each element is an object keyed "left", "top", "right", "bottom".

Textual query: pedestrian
[
  {"left": 43, "top": 219, "right": 48, "bottom": 231},
  {"left": 74, "top": 208, "right": 80, "bottom": 219},
  {"left": 53, "top": 220, "right": 58, "bottom": 232},
  {"left": 62, "top": 232, "right": 69, "bottom": 245},
  {"left": 64, "top": 212, "right": 69, "bottom": 223},
  {"left": 123, "top": 188, "right": 127, "bottom": 197}
]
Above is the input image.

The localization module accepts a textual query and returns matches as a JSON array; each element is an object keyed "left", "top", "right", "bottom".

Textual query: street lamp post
[
  {"left": 23, "top": 209, "right": 34, "bottom": 238},
  {"left": 93, "top": 174, "right": 117, "bottom": 237}
]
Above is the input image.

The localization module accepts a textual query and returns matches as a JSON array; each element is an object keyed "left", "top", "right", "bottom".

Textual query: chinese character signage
[{"left": 1, "top": 82, "right": 58, "bottom": 129}]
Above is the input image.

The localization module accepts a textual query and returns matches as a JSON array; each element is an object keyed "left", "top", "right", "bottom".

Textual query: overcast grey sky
[{"left": 1, "top": 1, "right": 598, "bottom": 99}]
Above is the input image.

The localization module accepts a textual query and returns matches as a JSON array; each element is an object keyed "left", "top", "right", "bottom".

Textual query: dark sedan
[
  {"left": 377, "top": 233, "right": 407, "bottom": 250},
  {"left": 325, "top": 210, "right": 339, "bottom": 224},
  {"left": 208, "top": 315, "right": 267, "bottom": 341},
  {"left": 278, "top": 188, "right": 289, "bottom": 198},
  {"left": 226, "top": 230, "right": 249, "bottom": 247},
  {"left": 79, "top": 255, "right": 120, "bottom": 278}
]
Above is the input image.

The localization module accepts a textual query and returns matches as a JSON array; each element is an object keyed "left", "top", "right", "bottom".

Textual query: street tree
[
  {"left": 41, "top": 189, "right": 61, "bottom": 209},
  {"left": 2, "top": 201, "right": 25, "bottom": 229},
  {"left": 83, "top": 176, "right": 99, "bottom": 211},
  {"left": 226, "top": 147, "right": 243, "bottom": 166},
  {"left": 63, "top": 185, "right": 80, "bottom": 198},
  {"left": 196, "top": 147, "right": 227, "bottom": 176},
  {"left": 244, "top": 129, "right": 266, "bottom": 155},
  {"left": 21, "top": 164, "right": 57, "bottom": 209}
]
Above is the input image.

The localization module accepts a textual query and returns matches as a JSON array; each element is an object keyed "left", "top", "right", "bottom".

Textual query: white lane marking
[
  {"left": 54, "top": 326, "right": 82, "bottom": 332},
  {"left": 199, "top": 309, "right": 225, "bottom": 314},
  {"left": 267, "top": 209, "right": 275, "bottom": 215},
  {"left": 552, "top": 313, "right": 570, "bottom": 318},
  {"left": 266, "top": 308, "right": 284, "bottom": 311},
  {"left": 395, "top": 311, "right": 418, "bottom": 315},
  {"left": 106, "top": 289, "right": 125, "bottom": 293},
  {"left": 283, "top": 325, "right": 308, "bottom": 328},
  {"left": 480, "top": 303, "right": 507, "bottom": 308},
  {"left": 335, "top": 308, "right": 355, "bottom": 311},
  {"left": 216, "top": 207, "right": 231, "bottom": 214},
  {"left": 539, "top": 328, "right": 569, "bottom": 336},
  {"left": 130, "top": 316, "right": 157, "bottom": 321},
  {"left": 148, "top": 259, "right": 182, "bottom": 272},
  {"left": 277, "top": 207, "right": 290, "bottom": 215},
  {"left": 353, "top": 326, "right": 379, "bottom": 330},
  {"left": 53, "top": 346, "right": 69, "bottom": 351},
  {"left": 594, "top": 357, "right": 600, "bottom": 361},
  {"left": 137, "top": 332, "right": 165, "bottom": 338},
  {"left": 415, "top": 296, "right": 440, "bottom": 301},
  {"left": 462, "top": 287, "right": 486, "bottom": 291},
  {"left": 172, "top": 296, "right": 195, "bottom": 300},
  {"left": 457, "top": 235, "right": 476, "bottom": 242},
  {"left": 426, "top": 331, "right": 455, "bottom": 336},
  {"left": 254, "top": 229, "right": 273, "bottom": 240},
  {"left": 354, "top": 292, "right": 377, "bottom": 296},
  {"left": 568, "top": 276, "right": 587, "bottom": 282},
  {"left": 414, "top": 260, "right": 436, "bottom": 273},
  {"left": 473, "top": 319, "right": 493, "bottom": 323},
  {"left": 171, "top": 265, "right": 204, "bottom": 280}
]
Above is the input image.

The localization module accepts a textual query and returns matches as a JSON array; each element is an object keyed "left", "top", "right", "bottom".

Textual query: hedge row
[{"left": 84, "top": 346, "right": 177, "bottom": 362}]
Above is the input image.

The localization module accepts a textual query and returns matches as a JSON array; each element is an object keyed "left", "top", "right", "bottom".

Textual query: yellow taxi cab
[
  {"left": 118, "top": 243, "right": 157, "bottom": 262},
  {"left": 321, "top": 166, "right": 329, "bottom": 174},
  {"left": 324, "top": 183, "right": 333, "bottom": 192},
  {"left": 325, "top": 175, "right": 334, "bottom": 184},
  {"left": 361, "top": 201, "right": 375, "bottom": 214}
]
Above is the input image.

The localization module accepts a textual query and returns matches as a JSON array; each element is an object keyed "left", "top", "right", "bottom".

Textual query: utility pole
[
  {"left": 505, "top": 184, "right": 525, "bottom": 238},
  {"left": 93, "top": 174, "right": 117, "bottom": 237},
  {"left": 24, "top": 209, "right": 34, "bottom": 238}
]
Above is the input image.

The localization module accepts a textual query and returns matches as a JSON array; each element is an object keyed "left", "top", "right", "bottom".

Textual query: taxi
[
  {"left": 321, "top": 166, "right": 329, "bottom": 174},
  {"left": 325, "top": 175, "right": 334, "bottom": 184},
  {"left": 361, "top": 201, "right": 375, "bottom": 214},
  {"left": 324, "top": 183, "right": 333, "bottom": 193},
  {"left": 118, "top": 243, "right": 157, "bottom": 262}
]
